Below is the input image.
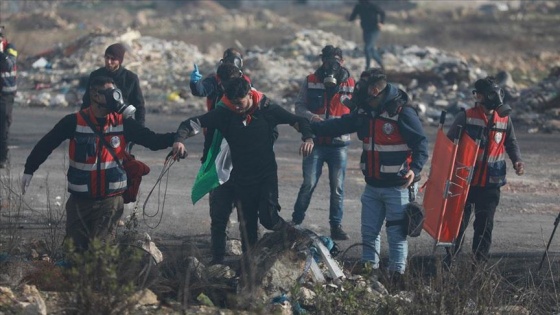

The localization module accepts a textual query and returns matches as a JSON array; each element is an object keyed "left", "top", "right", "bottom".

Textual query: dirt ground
[
  {"left": 4, "top": 106, "right": 560, "bottom": 270},
  {"left": 1, "top": 1, "right": 559, "bottom": 309},
  {"left": 1, "top": 0, "right": 559, "bottom": 263}
]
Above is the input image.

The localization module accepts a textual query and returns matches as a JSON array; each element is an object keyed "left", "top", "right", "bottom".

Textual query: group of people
[{"left": 18, "top": 24, "right": 524, "bottom": 281}]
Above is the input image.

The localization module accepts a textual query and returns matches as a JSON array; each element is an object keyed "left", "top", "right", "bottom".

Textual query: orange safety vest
[
  {"left": 362, "top": 109, "right": 412, "bottom": 182},
  {"left": 67, "top": 109, "right": 127, "bottom": 199},
  {"left": 306, "top": 73, "right": 355, "bottom": 145},
  {"left": 465, "top": 106, "right": 509, "bottom": 187}
]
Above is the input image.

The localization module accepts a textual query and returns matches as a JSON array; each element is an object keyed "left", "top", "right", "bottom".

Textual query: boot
[
  {"left": 330, "top": 224, "right": 349, "bottom": 240},
  {"left": 388, "top": 271, "right": 406, "bottom": 292},
  {"left": 210, "top": 233, "right": 226, "bottom": 265}
]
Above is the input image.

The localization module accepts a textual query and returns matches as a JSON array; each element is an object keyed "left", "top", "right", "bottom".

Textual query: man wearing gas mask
[
  {"left": 311, "top": 68, "right": 428, "bottom": 286},
  {"left": 21, "top": 76, "right": 183, "bottom": 252},
  {"left": 292, "top": 45, "right": 355, "bottom": 240},
  {"left": 444, "top": 76, "right": 525, "bottom": 267}
]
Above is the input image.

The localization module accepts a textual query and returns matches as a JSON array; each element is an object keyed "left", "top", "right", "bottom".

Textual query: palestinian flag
[{"left": 191, "top": 130, "right": 232, "bottom": 204}]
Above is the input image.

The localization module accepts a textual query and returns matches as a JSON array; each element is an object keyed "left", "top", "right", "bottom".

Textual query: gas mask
[
  {"left": 221, "top": 55, "right": 243, "bottom": 69},
  {"left": 322, "top": 58, "right": 342, "bottom": 88},
  {"left": 98, "top": 88, "right": 136, "bottom": 118},
  {"left": 475, "top": 85, "right": 511, "bottom": 117}
]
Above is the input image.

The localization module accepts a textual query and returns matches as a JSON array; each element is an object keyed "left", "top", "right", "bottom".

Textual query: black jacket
[
  {"left": 349, "top": 2, "right": 385, "bottom": 32},
  {"left": 176, "top": 96, "right": 313, "bottom": 186},
  {"left": 82, "top": 66, "right": 146, "bottom": 125}
]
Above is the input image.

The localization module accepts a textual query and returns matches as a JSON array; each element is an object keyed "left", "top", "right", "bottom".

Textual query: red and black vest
[
  {"left": 67, "top": 109, "right": 127, "bottom": 199},
  {"left": 361, "top": 109, "right": 412, "bottom": 186},
  {"left": 0, "top": 45, "right": 17, "bottom": 95},
  {"left": 306, "top": 73, "right": 355, "bottom": 146},
  {"left": 465, "top": 106, "right": 509, "bottom": 187}
]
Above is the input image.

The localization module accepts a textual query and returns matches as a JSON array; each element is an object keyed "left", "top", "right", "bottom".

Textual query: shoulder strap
[{"left": 79, "top": 111, "right": 124, "bottom": 169}]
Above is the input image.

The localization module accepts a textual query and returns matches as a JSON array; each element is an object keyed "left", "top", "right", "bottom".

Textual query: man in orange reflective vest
[
  {"left": 445, "top": 76, "right": 525, "bottom": 267},
  {"left": 291, "top": 45, "right": 355, "bottom": 240},
  {"left": 311, "top": 68, "right": 428, "bottom": 283},
  {"left": 21, "top": 76, "right": 184, "bottom": 252}
]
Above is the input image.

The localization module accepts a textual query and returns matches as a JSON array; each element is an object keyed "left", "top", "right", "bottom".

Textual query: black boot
[
  {"left": 330, "top": 224, "right": 349, "bottom": 240},
  {"left": 210, "top": 233, "right": 226, "bottom": 265}
]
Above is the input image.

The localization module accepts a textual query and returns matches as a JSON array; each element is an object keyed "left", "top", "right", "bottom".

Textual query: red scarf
[{"left": 221, "top": 89, "right": 263, "bottom": 125}]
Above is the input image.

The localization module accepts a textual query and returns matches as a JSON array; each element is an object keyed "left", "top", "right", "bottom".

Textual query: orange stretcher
[{"left": 422, "top": 111, "right": 481, "bottom": 247}]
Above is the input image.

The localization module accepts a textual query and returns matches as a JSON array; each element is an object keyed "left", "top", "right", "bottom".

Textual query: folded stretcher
[{"left": 422, "top": 111, "right": 481, "bottom": 247}]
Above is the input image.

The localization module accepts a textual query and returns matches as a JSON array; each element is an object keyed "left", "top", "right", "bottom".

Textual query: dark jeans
[
  {"left": 235, "top": 174, "right": 284, "bottom": 253},
  {"left": 65, "top": 194, "right": 124, "bottom": 252},
  {"left": 292, "top": 145, "right": 347, "bottom": 226},
  {"left": 0, "top": 94, "right": 14, "bottom": 163},
  {"left": 363, "top": 29, "right": 383, "bottom": 70},
  {"left": 448, "top": 186, "right": 501, "bottom": 262},
  {"left": 209, "top": 180, "right": 236, "bottom": 261}
]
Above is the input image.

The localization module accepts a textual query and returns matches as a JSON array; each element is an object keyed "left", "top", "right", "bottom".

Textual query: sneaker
[
  {"left": 289, "top": 220, "right": 302, "bottom": 227},
  {"left": 330, "top": 225, "right": 349, "bottom": 240}
]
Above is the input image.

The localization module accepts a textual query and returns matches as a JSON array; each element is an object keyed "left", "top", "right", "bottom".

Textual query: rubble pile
[
  {"left": 17, "top": 28, "right": 560, "bottom": 131},
  {"left": 512, "top": 67, "right": 560, "bottom": 132}
]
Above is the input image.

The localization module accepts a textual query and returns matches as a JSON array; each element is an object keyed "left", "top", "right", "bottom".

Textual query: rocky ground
[{"left": 1, "top": 0, "right": 560, "bottom": 313}]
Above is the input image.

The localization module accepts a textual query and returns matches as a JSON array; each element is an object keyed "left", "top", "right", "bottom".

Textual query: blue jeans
[
  {"left": 292, "top": 145, "right": 347, "bottom": 226},
  {"left": 363, "top": 29, "right": 383, "bottom": 69},
  {"left": 361, "top": 183, "right": 416, "bottom": 274}
]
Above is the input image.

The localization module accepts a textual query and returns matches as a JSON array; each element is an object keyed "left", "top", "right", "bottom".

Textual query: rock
[
  {"left": 129, "top": 288, "right": 159, "bottom": 306},
  {"left": 226, "top": 240, "right": 243, "bottom": 256},
  {"left": 21, "top": 285, "right": 47, "bottom": 315}
]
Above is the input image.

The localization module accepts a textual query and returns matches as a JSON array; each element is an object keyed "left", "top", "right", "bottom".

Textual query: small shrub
[{"left": 63, "top": 239, "right": 142, "bottom": 315}]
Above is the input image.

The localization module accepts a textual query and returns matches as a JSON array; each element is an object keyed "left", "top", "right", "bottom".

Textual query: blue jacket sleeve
[
  {"left": 311, "top": 111, "right": 361, "bottom": 137},
  {"left": 398, "top": 107, "right": 429, "bottom": 176}
]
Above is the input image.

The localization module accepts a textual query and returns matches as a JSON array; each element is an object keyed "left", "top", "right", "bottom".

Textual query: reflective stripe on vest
[
  {"left": 0, "top": 56, "right": 17, "bottom": 94},
  {"left": 307, "top": 73, "right": 355, "bottom": 145},
  {"left": 465, "top": 106, "right": 508, "bottom": 187},
  {"left": 67, "top": 110, "right": 128, "bottom": 199},
  {"left": 361, "top": 112, "right": 412, "bottom": 180}
]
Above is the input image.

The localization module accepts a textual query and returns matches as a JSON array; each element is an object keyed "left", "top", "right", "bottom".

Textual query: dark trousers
[
  {"left": 209, "top": 180, "right": 236, "bottom": 261},
  {"left": 0, "top": 94, "right": 14, "bottom": 163},
  {"left": 449, "top": 186, "right": 501, "bottom": 262},
  {"left": 65, "top": 194, "right": 124, "bottom": 252},
  {"left": 235, "top": 174, "right": 284, "bottom": 253}
]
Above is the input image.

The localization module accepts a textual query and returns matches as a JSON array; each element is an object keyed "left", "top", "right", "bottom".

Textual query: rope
[{"left": 141, "top": 151, "right": 181, "bottom": 229}]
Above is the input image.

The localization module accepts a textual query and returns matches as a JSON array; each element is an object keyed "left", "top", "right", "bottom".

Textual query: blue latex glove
[{"left": 190, "top": 63, "right": 202, "bottom": 83}]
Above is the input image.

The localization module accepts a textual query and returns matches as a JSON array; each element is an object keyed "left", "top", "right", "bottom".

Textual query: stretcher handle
[{"left": 439, "top": 111, "right": 447, "bottom": 127}]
